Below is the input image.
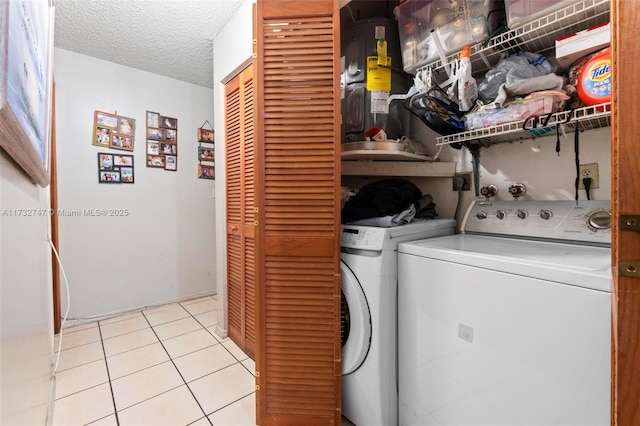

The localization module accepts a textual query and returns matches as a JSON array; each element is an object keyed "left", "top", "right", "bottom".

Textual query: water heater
[{"left": 341, "top": 18, "right": 411, "bottom": 143}]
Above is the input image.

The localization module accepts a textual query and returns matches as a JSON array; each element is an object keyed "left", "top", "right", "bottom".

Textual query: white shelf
[
  {"left": 417, "top": 0, "right": 610, "bottom": 78},
  {"left": 341, "top": 161, "right": 455, "bottom": 177},
  {"left": 341, "top": 150, "right": 432, "bottom": 161},
  {"left": 435, "top": 103, "right": 611, "bottom": 146}
]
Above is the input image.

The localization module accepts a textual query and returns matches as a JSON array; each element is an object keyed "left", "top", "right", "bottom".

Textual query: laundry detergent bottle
[{"left": 577, "top": 47, "right": 611, "bottom": 106}]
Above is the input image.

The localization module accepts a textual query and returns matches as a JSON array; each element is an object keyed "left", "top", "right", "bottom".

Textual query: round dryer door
[{"left": 341, "top": 260, "right": 372, "bottom": 375}]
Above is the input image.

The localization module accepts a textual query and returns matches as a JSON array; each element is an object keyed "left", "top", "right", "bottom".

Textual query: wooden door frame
[
  {"left": 50, "top": 82, "right": 61, "bottom": 334},
  {"left": 611, "top": 1, "right": 640, "bottom": 424}
]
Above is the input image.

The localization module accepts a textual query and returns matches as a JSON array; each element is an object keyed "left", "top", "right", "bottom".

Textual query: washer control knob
[
  {"left": 588, "top": 210, "right": 612, "bottom": 230},
  {"left": 476, "top": 211, "right": 488, "bottom": 220},
  {"left": 496, "top": 210, "right": 507, "bottom": 220},
  {"left": 539, "top": 209, "right": 553, "bottom": 220},
  {"left": 516, "top": 209, "right": 528, "bottom": 219}
]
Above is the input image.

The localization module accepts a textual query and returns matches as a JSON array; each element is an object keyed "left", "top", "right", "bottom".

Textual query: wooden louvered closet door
[
  {"left": 225, "top": 64, "right": 256, "bottom": 359},
  {"left": 254, "top": 1, "right": 341, "bottom": 424}
]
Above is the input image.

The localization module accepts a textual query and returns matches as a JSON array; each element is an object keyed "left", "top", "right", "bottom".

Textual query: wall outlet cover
[{"left": 579, "top": 163, "right": 600, "bottom": 189}]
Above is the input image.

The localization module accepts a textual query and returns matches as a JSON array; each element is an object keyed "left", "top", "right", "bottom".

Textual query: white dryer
[
  {"left": 341, "top": 219, "right": 456, "bottom": 426},
  {"left": 398, "top": 200, "right": 612, "bottom": 426}
]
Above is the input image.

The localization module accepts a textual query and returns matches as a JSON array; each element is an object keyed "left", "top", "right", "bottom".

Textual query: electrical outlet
[
  {"left": 579, "top": 163, "right": 600, "bottom": 189},
  {"left": 453, "top": 172, "right": 471, "bottom": 191}
]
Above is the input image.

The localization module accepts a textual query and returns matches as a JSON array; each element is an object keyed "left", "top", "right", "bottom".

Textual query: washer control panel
[
  {"left": 340, "top": 226, "right": 386, "bottom": 250},
  {"left": 464, "top": 200, "right": 611, "bottom": 245}
]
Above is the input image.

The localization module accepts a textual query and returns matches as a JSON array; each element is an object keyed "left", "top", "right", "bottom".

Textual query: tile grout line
[
  {"left": 141, "top": 306, "right": 214, "bottom": 426},
  {"left": 200, "top": 324, "right": 255, "bottom": 377},
  {"left": 184, "top": 300, "right": 257, "bottom": 378},
  {"left": 179, "top": 301, "right": 260, "bottom": 418},
  {"left": 97, "top": 321, "right": 121, "bottom": 426}
]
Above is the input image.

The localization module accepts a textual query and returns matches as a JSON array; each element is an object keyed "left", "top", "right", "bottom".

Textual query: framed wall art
[
  {"left": 197, "top": 128, "right": 215, "bottom": 142},
  {"left": 146, "top": 110, "right": 178, "bottom": 170},
  {"left": 95, "top": 111, "right": 118, "bottom": 128},
  {"left": 198, "top": 164, "right": 215, "bottom": 180},
  {"left": 92, "top": 110, "right": 136, "bottom": 152},
  {"left": 99, "top": 170, "right": 121, "bottom": 183},
  {"left": 94, "top": 124, "right": 112, "bottom": 148},
  {"left": 198, "top": 147, "right": 214, "bottom": 161},
  {"left": 147, "top": 154, "right": 165, "bottom": 168},
  {"left": 197, "top": 121, "right": 214, "bottom": 180},
  {"left": 160, "top": 116, "right": 177, "bottom": 130},
  {"left": 165, "top": 155, "right": 177, "bottom": 171},
  {"left": 97, "top": 152, "right": 134, "bottom": 184},
  {"left": 146, "top": 111, "right": 160, "bottom": 128},
  {"left": 0, "top": 0, "right": 55, "bottom": 187},
  {"left": 147, "top": 140, "right": 159, "bottom": 155}
]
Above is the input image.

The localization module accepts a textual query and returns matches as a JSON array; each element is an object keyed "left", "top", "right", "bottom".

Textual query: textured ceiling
[{"left": 53, "top": 0, "right": 245, "bottom": 88}]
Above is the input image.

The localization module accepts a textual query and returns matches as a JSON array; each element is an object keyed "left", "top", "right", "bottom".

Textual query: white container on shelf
[
  {"left": 505, "top": 0, "right": 580, "bottom": 29},
  {"left": 555, "top": 22, "right": 610, "bottom": 70},
  {"left": 394, "top": 0, "right": 505, "bottom": 74}
]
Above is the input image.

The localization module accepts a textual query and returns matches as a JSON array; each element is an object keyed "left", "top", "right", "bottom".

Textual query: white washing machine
[
  {"left": 397, "top": 200, "right": 612, "bottom": 426},
  {"left": 341, "top": 219, "right": 456, "bottom": 426}
]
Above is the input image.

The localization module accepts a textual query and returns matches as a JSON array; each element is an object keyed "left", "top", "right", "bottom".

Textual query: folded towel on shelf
[{"left": 494, "top": 74, "right": 567, "bottom": 108}]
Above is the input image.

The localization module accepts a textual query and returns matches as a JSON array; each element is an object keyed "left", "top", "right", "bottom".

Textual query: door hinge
[
  {"left": 254, "top": 220, "right": 259, "bottom": 226},
  {"left": 620, "top": 215, "right": 640, "bottom": 232},
  {"left": 619, "top": 260, "right": 640, "bottom": 278}
]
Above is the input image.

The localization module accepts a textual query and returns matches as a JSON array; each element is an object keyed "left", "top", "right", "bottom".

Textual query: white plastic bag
[{"left": 478, "top": 52, "right": 556, "bottom": 102}]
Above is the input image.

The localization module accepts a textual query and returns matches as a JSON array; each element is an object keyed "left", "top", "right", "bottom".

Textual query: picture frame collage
[
  {"left": 92, "top": 110, "right": 136, "bottom": 184},
  {"left": 97, "top": 152, "right": 134, "bottom": 183},
  {"left": 197, "top": 126, "right": 215, "bottom": 180},
  {"left": 93, "top": 111, "right": 136, "bottom": 151},
  {"left": 146, "top": 111, "right": 178, "bottom": 171}
]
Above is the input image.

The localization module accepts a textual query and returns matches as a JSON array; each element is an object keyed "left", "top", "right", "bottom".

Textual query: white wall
[
  {"left": 0, "top": 152, "right": 54, "bottom": 425},
  {"left": 212, "top": 0, "right": 255, "bottom": 338},
  {"left": 54, "top": 49, "right": 216, "bottom": 320},
  {"left": 403, "top": 116, "right": 611, "bottom": 226}
]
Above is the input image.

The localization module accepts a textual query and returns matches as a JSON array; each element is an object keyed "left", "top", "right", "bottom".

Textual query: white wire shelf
[
  {"left": 417, "top": 0, "right": 610, "bottom": 78},
  {"left": 435, "top": 103, "right": 611, "bottom": 146}
]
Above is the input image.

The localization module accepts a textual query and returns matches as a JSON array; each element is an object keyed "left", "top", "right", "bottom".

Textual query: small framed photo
[
  {"left": 98, "top": 153, "right": 114, "bottom": 170},
  {"left": 146, "top": 111, "right": 160, "bottom": 128},
  {"left": 117, "top": 116, "right": 135, "bottom": 136},
  {"left": 198, "top": 164, "right": 215, "bottom": 180},
  {"left": 147, "top": 140, "right": 159, "bottom": 155},
  {"left": 160, "top": 116, "right": 177, "bottom": 129},
  {"left": 160, "top": 142, "right": 177, "bottom": 155},
  {"left": 147, "top": 155, "right": 165, "bottom": 168},
  {"left": 93, "top": 124, "right": 112, "bottom": 147},
  {"left": 165, "top": 155, "right": 177, "bottom": 171},
  {"left": 120, "top": 167, "right": 134, "bottom": 183},
  {"left": 147, "top": 127, "right": 164, "bottom": 141},
  {"left": 114, "top": 154, "right": 133, "bottom": 167},
  {"left": 198, "top": 146, "right": 214, "bottom": 161},
  {"left": 110, "top": 134, "right": 134, "bottom": 151},
  {"left": 95, "top": 111, "right": 119, "bottom": 128},
  {"left": 197, "top": 128, "right": 214, "bottom": 142},
  {"left": 99, "top": 170, "right": 121, "bottom": 183},
  {"left": 164, "top": 128, "right": 177, "bottom": 142}
]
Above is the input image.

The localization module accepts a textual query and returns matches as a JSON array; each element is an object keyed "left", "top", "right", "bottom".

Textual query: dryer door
[{"left": 341, "top": 260, "right": 372, "bottom": 375}]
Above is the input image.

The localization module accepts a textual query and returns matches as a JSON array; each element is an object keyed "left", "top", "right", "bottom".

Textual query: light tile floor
[{"left": 53, "top": 295, "right": 257, "bottom": 426}]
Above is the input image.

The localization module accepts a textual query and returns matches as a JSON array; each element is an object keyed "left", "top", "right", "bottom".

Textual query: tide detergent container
[{"left": 577, "top": 47, "right": 611, "bottom": 106}]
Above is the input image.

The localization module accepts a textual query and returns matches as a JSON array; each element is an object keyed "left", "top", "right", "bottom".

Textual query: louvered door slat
[
  {"left": 242, "top": 69, "right": 256, "bottom": 358},
  {"left": 255, "top": 5, "right": 340, "bottom": 424}
]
